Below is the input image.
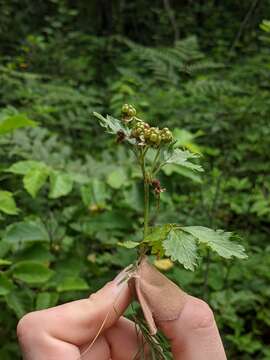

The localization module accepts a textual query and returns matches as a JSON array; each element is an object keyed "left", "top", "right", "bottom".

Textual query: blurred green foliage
[{"left": 0, "top": 1, "right": 270, "bottom": 359}]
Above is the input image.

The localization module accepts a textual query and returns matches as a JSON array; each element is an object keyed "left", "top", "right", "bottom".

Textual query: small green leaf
[
  {"left": 0, "top": 241, "right": 10, "bottom": 258},
  {"left": 118, "top": 240, "right": 139, "bottom": 249},
  {"left": 0, "top": 259, "right": 12, "bottom": 266},
  {"left": 7, "top": 160, "right": 42, "bottom": 175},
  {"left": 0, "top": 114, "right": 36, "bottom": 136},
  {"left": 23, "top": 165, "right": 49, "bottom": 198},
  {"left": 49, "top": 171, "right": 73, "bottom": 198},
  {"left": 94, "top": 112, "right": 127, "bottom": 135},
  {"left": 3, "top": 220, "right": 50, "bottom": 243},
  {"left": 5, "top": 290, "right": 32, "bottom": 318},
  {"left": 93, "top": 112, "right": 134, "bottom": 144},
  {"left": 182, "top": 226, "right": 248, "bottom": 259},
  {"left": 260, "top": 20, "right": 270, "bottom": 33},
  {"left": 11, "top": 261, "right": 54, "bottom": 284},
  {"left": 36, "top": 292, "right": 59, "bottom": 310},
  {"left": 163, "top": 228, "right": 198, "bottom": 271},
  {"left": 144, "top": 224, "right": 172, "bottom": 256},
  {"left": 57, "top": 277, "right": 89, "bottom": 292},
  {"left": 107, "top": 169, "right": 127, "bottom": 189},
  {"left": 71, "top": 211, "right": 130, "bottom": 234},
  {"left": 162, "top": 164, "right": 203, "bottom": 183},
  {"left": 0, "top": 191, "right": 19, "bottom": 215},
  {"left": 144, "top": 225, "right": 172, "bottom": 243},
  {"left": 164, "top": 149, "right": 203, "bottom": 172},
  {"left": 81, "top": 179, "right": 108, "bottom": 207},
  {"left": 173, "top": 128, "right": 202, "bottom": 153},
  {"left": 16, "top": 243, "right": 53, "bottom": 262},
  {"left": 0, "top": 273, "right": 14, "bottom": 296}
]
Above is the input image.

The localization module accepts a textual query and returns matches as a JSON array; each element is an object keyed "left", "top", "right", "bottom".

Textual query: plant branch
[
  {"left": 150, "top": 147, "right": 161, "bottom": 176},
  {"left": 203, "top": 174, "right": 222, "bottom": 299},
  {"left": 141, "top": 150, "right": 150, "bottom": 239}
]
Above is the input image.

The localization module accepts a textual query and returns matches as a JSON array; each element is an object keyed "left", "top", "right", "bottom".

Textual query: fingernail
[{"left": 112, "top": 268, "right": 130, "bottom": 294}]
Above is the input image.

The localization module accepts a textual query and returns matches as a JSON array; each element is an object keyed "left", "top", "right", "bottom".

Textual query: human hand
[{"left": 17, "top": 270, "right": 227, "bottom": 360}]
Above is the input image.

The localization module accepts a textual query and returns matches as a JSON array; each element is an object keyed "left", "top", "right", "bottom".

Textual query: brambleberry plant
[{"left": 94, "top": 105, "right": 247, "bottom": 271}]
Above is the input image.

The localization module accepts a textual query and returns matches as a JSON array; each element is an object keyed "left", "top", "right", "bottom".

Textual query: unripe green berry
[
  {"left": 161, "top": 133, "right": 166, "bottom": 141},
  {"left": 144, "top": 128, "right": 151, "bottom": 139},
  {"left": 150, "top": 133, "right": 158, "bottom": 143},
  {"left": 128, "top": 105, "right": 136, "bottom": 117},
  {"left": 122, "top": 104, "right": 137, "bottom": 119},
  {"left": 160, "top": 128, "right": 173, "bottom": 143},
  {"left": 122, "top": 104, "right": 130, "bottom": 114}
]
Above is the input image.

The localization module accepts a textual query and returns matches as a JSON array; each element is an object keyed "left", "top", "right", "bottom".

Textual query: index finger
[{"left": 17, "top": 270, "right": 132, "bottom": 348}]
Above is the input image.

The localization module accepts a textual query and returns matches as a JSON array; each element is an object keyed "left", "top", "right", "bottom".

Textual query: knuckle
[
  {"left": 184, "top": 297, "right": 215, "bottom": 330},
  {"left": 17, "top": 311, "right": 42, "bottom": 342},
  {"left": 88, "top": 292, "right": 98, "bottom": 302},
  {"left": 88, "top": 282, "right": 112, "bottom": 302}
]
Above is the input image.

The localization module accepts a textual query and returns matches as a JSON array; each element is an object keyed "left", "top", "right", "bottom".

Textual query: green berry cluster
[
  {"left": 131, "top": 120, "right": 173, "bottom": 147},
  {"left": 121, "top": 104, "right": 173, "bottom": 147},
  {"left": 121, "top": 103, "right": 137, "bottom": 119}
]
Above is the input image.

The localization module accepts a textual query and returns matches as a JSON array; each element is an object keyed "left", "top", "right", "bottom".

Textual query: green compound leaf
[
  {"left": 93, "top": 112, "right": 134, "bottom": 144},
  {"left": 164, "top": 148, "right": 203, "bottom": 172},
  {"left": 94, "top": 112, "right": 126, "bottom": 134},
  {"left": 181, "top": 226, "right": 248, "bottom": 259},
  {"left": 0, "top": 190, "right": 19, "bottom": 215},
  {"left": 163, "top": 228, "right": 198, "bottom": 271},
  {"left": 11, "top": 261, "right": 54, "bottom": 284}
]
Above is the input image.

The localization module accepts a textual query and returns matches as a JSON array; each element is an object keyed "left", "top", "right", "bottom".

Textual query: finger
[
  {"left": 105, "top": 317, "right": 150, "bottom": 360},
  {"left": 80, "top": 317, "right": 149, "bottom": 360},
  {"left": 17, "top": 269, "right": 132, "bottom": 359},
  {"left": 159, "top": 295, "right": 227, "bottom": 360},
  {"left": 80, "top": 336, "right": 110, "bottom": 360}
]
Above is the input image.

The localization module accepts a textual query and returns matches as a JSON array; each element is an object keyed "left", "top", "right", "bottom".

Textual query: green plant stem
[
  {"left": 202, "top": 249, "right": 210, "bottom": 300},
  {"left": 150, "top": 147, "right": 161, "bottom": 175},
  {"left": 144, "top": 180, "right": 150, "bottom": 237},
  {"left": 203, "top": 175, "right": 222, "bottom": 299},
  {"left": 137, "top": 147, "right": 150, "bottom": 260},
  {"left": 141, "top": 151, "right": 150, "bottom": 239}
]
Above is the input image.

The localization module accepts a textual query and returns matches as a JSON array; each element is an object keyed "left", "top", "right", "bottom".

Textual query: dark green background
[{"left": 0, "top": 1, "right": 270, "bottom": 358}]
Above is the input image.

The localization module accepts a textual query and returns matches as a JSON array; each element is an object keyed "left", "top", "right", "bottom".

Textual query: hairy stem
[
  {"left": 144, "top": 181, "right": 150, "bottom": 237},
  {"left": 150, "top": 147, "right": 161, "bottom": 175},
  {"left": 137, "top": 147, "right": 151, "bottom": 260},
  {"left": 141, "top": 150, "right": 150, "bottom": 239}
]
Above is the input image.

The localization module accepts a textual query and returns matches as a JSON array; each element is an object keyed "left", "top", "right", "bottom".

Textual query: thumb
[
  {"left": 134, "top": 258, "right": 227, "bottom": 360},
  {"left": 17, "top": 268, "right": 132, "bottom": 348},
  {"left": 159, "top": 294, "right": 227, "bottom": 360}
]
